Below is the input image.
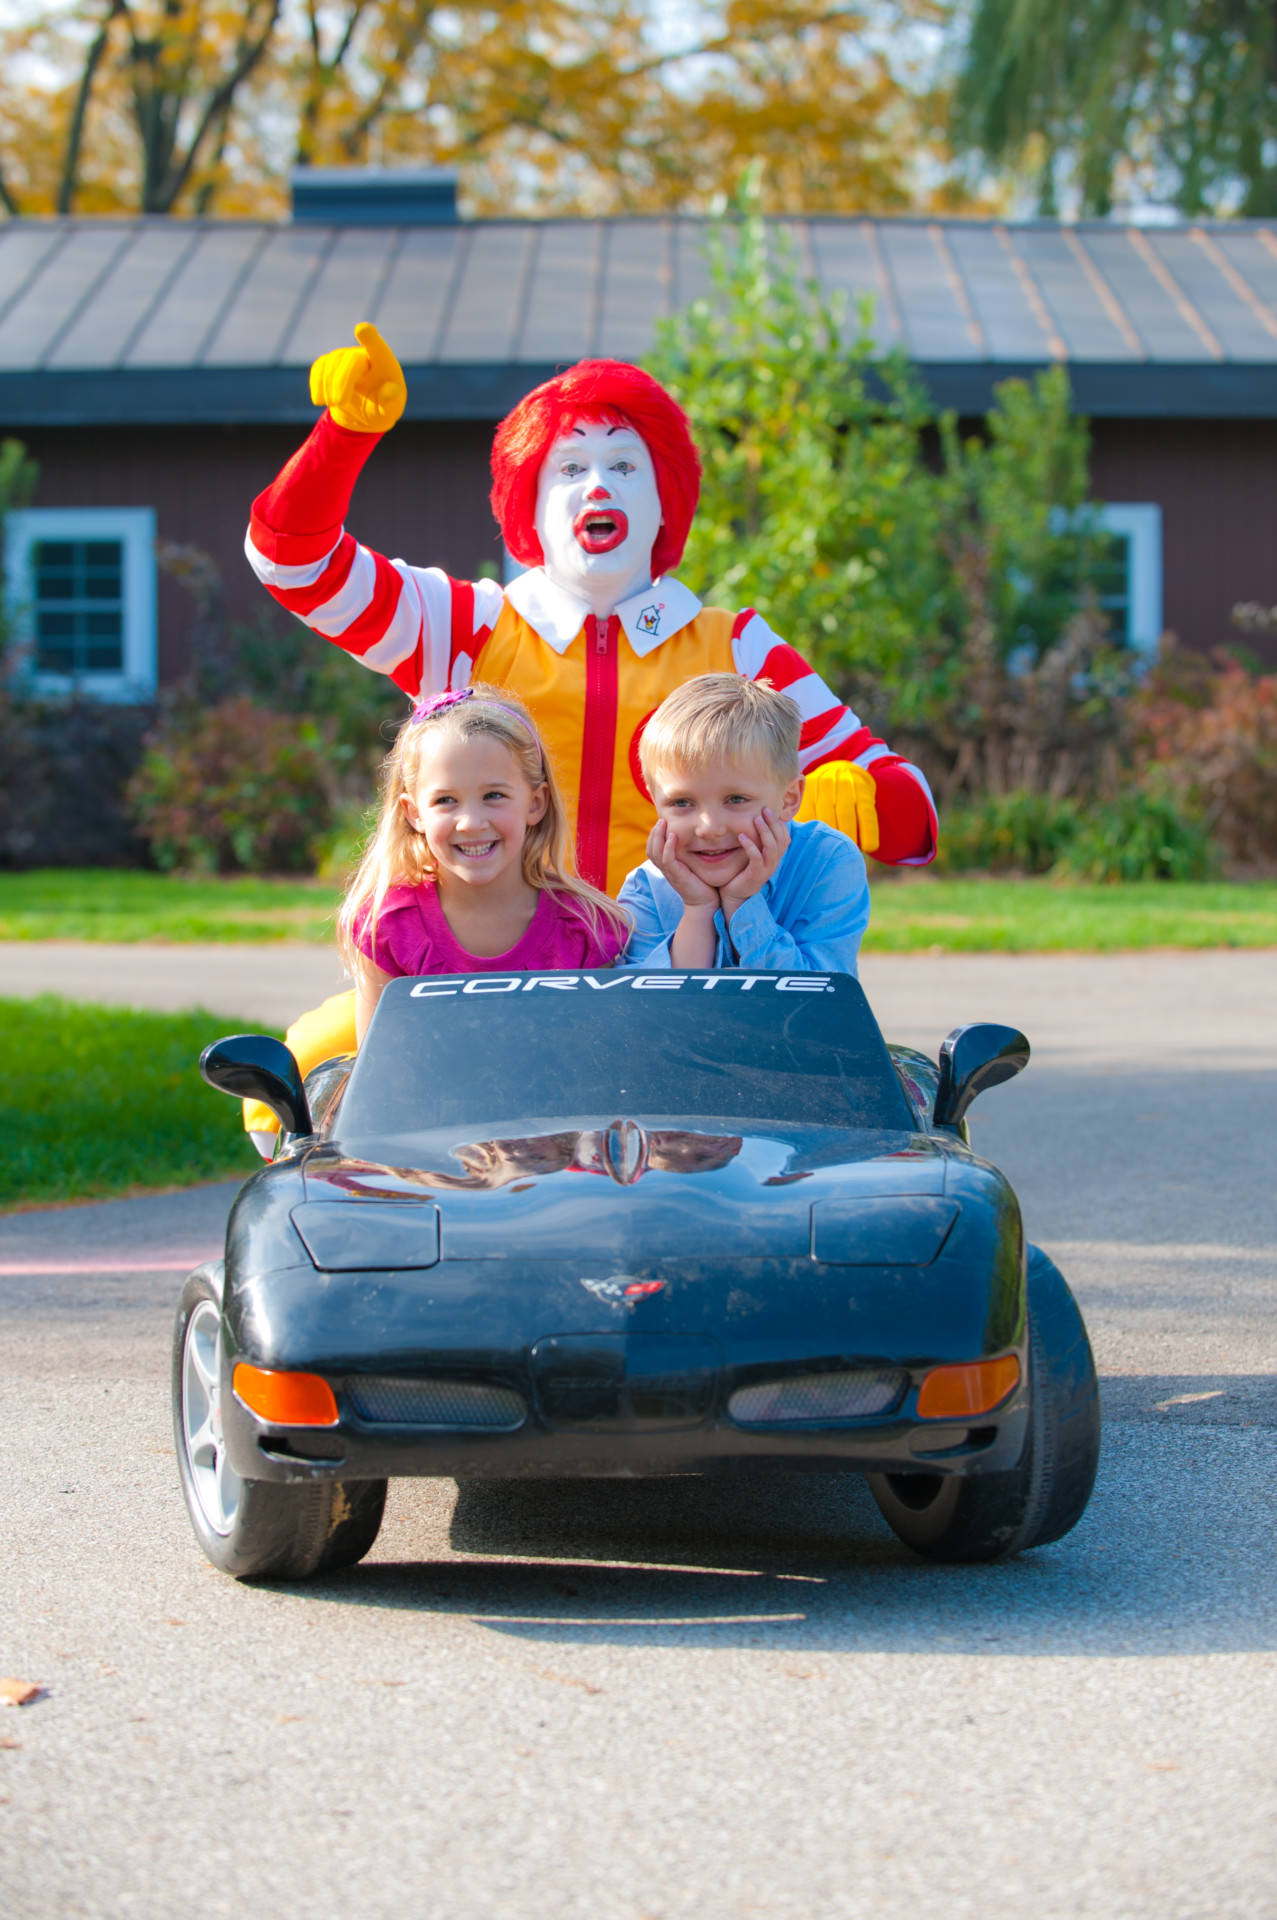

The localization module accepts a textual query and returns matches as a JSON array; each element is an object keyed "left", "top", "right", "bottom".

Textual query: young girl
[{"left": 339, "top": 684, "right": 629, "bottom": 1037}]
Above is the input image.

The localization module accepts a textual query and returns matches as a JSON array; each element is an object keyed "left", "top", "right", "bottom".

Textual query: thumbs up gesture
[{"left": 309, "top": 322, "right": 407, "bottom": 433}]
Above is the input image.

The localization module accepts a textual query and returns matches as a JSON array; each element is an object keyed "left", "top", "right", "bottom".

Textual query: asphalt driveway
[{"left": 1, "top": 945, "right": 1273, "bottom": 1918}]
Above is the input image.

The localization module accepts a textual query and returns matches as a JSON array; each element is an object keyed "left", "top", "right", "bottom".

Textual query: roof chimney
[{"left": 289, "top": 167, "right": 460, "bottom": 226}]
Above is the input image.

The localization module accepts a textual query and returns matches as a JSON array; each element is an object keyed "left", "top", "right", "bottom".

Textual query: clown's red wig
[{"left": 490, "top": 360, "right": 702, "bottom": 579}]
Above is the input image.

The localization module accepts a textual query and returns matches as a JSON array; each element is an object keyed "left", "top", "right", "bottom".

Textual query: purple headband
[
  {"left": 410, "top": 688, "right": 474, "bottom": 724},
  {"left": 409, "top": 687, "right": 545, "bottom": 769},
  {"left": 410, "top": 687, "right": 533, "bottom": 732}
]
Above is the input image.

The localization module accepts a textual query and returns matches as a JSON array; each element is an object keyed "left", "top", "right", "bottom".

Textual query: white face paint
[{"left": 534, "top": 419, "right": 663, "bottom": 615}]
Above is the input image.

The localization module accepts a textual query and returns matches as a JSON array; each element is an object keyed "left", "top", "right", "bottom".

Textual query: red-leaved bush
[
  {"left": 126, "top": 696, "right": 334, "bottom": 873},
  {"left": 1135, "top": 651, "right": 1277, "bottom": 865}
]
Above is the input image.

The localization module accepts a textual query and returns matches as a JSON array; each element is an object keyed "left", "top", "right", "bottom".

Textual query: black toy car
[{"left": 174, "top": 969, "right": 1100, "bottom": 1578}]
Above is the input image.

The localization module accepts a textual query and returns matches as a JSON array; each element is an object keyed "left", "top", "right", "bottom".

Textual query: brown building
[{"left": 2, "top": 170, "right": 1275, "bottom": 701}]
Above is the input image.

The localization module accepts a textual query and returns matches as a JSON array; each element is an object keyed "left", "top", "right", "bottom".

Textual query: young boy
[{"left": 619, "top": 675, "right": 870, "bottom": 975}]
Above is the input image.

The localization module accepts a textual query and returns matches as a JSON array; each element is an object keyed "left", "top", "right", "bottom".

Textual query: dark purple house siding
[
  {"left": 14, "top": 410, "right": 1277, "bottom": 682},
  {"left": 15, "top": 420, "right": 499, "bottom": 684},
  {"left": 1089, "top": 418, "right": 1277, "bottom": 666}
]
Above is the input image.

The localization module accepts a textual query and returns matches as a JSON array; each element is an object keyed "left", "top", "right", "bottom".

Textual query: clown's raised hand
[{"left": 309, "top": 322, "right": 407, "bottom": 434}]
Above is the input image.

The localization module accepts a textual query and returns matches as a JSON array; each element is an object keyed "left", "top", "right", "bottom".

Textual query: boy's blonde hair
[
  {"left": 339, "top": 683, "right": 628, "bottom": 970},
  {"left": 639, "top": 673, "right": 802, "bottom": 788}
]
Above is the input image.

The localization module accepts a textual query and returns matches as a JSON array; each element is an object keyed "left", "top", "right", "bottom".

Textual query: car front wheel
[
  {"left": 173, "top": 1266, "right": 386, "bottom": 1580},
  {"left": 867, "top": 1245, "right": 1100, "bottom": 1563}
]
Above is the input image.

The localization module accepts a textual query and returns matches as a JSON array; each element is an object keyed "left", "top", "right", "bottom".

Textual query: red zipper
[{"left": 577, "top": 612, "right": 619, "bottom": 890}]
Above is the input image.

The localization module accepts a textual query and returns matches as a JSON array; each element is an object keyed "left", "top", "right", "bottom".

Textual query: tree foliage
[
  {"left": 951, "top": 0, "right": 1277, "bottom": 217},
  {"left": 0, "top": 0, "right": 974, "bottom": 217},
  {"left": 0, "top": 0, "right": 281, "bottom": 215},
  {"left": 645, "top": 206, "right": 1133, "bottom": 800}
]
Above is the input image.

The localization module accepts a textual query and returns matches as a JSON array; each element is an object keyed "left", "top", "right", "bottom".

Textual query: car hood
[{"left": 303, "top": 1118, "right": 946, "bottom": 1263}]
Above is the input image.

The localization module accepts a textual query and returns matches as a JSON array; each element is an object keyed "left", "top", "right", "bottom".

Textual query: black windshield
[{"left": 335, "top": 971, "right": 913, "bottom": 1144}]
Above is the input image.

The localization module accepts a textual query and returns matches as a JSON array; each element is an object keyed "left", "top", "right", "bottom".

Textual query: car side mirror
[
  {"left": 199, "top": 1034, "right": 312, "bottom": 1138},
  {"left": 933, "top": 1023, "right": 1029, "bottom": 1130}
]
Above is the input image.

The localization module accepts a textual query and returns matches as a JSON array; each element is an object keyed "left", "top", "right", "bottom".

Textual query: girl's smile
[{"left": 401, "top": 732, "right": 548, "bottom": 896}]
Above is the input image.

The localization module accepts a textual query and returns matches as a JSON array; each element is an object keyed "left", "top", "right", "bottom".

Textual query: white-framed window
[
  {"left": 4, "top": 506, "right": 157, "bottom": 700},
  {"left": 1091, "top": 503, "right": 1163, "bottom": 656}
]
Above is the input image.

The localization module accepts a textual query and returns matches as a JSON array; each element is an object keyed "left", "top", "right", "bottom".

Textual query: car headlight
[
  {"left": 810, "top": 1197, "right": 959, "bottom": 1266},
  {"left": 290, "top": 1201, "right": 440, "bottom": 1272}
]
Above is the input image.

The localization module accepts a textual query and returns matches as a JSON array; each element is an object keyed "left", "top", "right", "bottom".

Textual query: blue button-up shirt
[{"left": 618, "top": 820, "right": 870, "bottom": 975}]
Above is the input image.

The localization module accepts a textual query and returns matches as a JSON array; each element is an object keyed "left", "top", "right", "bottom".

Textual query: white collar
[
  {"left": 615, "top": 576, "right": 704, "bottom": 655},
  {"left": 503, "top": 568, "right": 703, "bottom": 656}
]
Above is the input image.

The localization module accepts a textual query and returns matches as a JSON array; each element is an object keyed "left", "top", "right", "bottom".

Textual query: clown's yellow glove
[
  {"left": 309, "top": 322, "right": 406, "bottom": 434},
  {"left": 795, "top": 760, "right": 880, "bottom": 855}
]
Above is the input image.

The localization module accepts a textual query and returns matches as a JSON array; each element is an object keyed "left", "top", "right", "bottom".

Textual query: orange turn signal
[
  {"left": 917, "top": 1354, "right": 1020, "bottom": 1420},
  {"left": 233, "top": 1364, "right": 339, "bottom": 1427}
]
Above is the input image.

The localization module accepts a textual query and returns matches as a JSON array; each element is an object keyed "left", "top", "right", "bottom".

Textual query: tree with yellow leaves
[
  {"left": 0, "top": 0, "right": 970, "bottom": 218},
  {"left": 0, "top": 0, "right": 281, "bottom": 214}
]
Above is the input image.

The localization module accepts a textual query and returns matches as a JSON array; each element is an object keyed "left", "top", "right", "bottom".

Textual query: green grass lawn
[
  {"left": 0, "top": 869, "right": 337, "bottom": 943},
  {"left": 1, "top": 867, "right": 1276, "bottom": 952},
  {"left": 0, "top": 996, "right": 269, "bottom": 1210},
  {"left": 863, "top": 876, "right": 1277, "bottom": 951}
]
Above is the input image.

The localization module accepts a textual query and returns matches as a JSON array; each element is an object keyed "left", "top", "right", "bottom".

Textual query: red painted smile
[{"left": 573, "top": 507, "right": 629, "bottom": 553}]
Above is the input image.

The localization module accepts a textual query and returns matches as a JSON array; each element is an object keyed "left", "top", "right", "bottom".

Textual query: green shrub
[
  {"left": 126, "top": 695, "right": 335, "bottom": 873},
  {"left": 1054, "top": 786, "right": 1215, "bottom": 883},
  {"left": 930, "top": 781, "right": 1215, "bottom": 882},
  {"left": 934, "top": 789, "right": 1083, "bottom": 873},
  {"left": 158, "top": 541, "right": 404, "bottom": 813},
  {"left": 645, "top": 198, "right": 1129, "bottom": 803},
  {"left": 222, "top": 605, "right": 405, "bottom": 783}
]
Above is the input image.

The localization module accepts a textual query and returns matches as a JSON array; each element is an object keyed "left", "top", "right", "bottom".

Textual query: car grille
[
  {"left": 728, "top": 1368, "right": 908, "bottom": 1426},
  {"left": 346, "top": 1376, "right": 527, "bottom": 1429}
]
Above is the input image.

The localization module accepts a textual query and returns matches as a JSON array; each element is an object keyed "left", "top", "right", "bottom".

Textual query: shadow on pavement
[{"left": 289, "top": 1407, "right": 1276, "bottom": 1657}]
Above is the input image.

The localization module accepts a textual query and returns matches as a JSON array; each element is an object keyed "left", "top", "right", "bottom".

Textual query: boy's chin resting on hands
[
  {"left": 715, "top": 808, "right": 791, "bottom": 915},
  {"left": 619, "top": 674, "right": 870, "bottom": 978},
  {"left": 647, "top": 810, "right": 794, "bottom": 969}
]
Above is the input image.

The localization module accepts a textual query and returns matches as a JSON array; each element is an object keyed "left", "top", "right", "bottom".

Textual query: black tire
[
  {"left": 172, "top": 1266, "right": 386, "bottom": 1580},
  {"left": 316, "top": 1479, "right": 388, "bottom": 1573},
  {"left": 867, "top": 1244, "right": 1099, "bottom": 1562},
  {"left": 1017, "top": 1243, "right": 1101, "bottom": 1548}
]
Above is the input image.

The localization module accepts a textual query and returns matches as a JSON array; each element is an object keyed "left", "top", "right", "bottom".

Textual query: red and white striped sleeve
[
  {"left": 730, "top": 607, "right": 938, "bottom": 866},
  {"left": 243, "top": 413, "right": 505, "bottom": 699}
]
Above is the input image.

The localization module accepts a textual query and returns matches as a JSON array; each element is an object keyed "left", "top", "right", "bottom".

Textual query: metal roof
[{"left": 1, "top": 213, "right": 1276, "bottom": 425}]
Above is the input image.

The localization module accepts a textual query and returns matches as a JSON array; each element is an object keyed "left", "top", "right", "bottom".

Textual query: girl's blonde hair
[{"left": 338, "top": 683, "right": 629, "bottom": 971}]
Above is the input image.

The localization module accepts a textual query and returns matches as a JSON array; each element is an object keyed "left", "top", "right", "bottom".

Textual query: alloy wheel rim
[{"left": 182, "top": 1300, "right": 241, "bottom": 1536}]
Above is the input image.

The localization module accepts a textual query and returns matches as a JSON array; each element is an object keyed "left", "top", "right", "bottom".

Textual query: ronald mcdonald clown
[{"left": 242, "top": 324, "right": 937, "bottom": 1142}]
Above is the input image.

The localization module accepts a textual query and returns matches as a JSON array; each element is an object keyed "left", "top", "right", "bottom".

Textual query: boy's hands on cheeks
[
  {"left": 645, "top": 754, "right": 803, "bottom": 968},
  {"left": 646, "top": 818, "right": 718, "bottom": 968},
  {"left": 718, "top": 808, "right": 790, "bottom": 918},
  {"left": 646, "top": 817, "right": 718, "bottom": 908}
]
